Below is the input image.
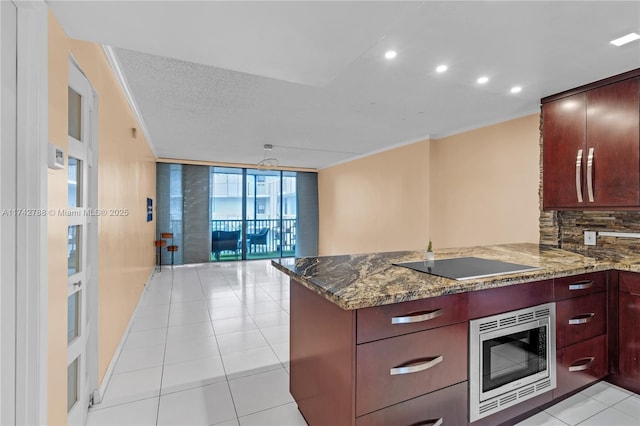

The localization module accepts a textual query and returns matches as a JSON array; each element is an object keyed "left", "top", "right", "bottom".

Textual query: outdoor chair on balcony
[
  {"left": 211, "top": 230, "right": 241, "bottom": 261},
  {"left": 247, "top": 227, "right": 270, "bottom": 253}
]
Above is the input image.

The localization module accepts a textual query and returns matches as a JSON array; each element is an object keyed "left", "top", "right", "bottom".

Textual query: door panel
[
  {"left": 66, "top": 61, "right": 93, "bottom": 426},
  {"left": 586, "top": 78, "right": 640, "bottom": 207},
  {"left": 542, "top": 93, "right": 586, "bottom": 209}
]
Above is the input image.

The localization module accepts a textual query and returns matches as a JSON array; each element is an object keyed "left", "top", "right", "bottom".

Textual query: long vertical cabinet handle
[
  {"left": 576, "top": 149, "right": 583, "bottom": 203},
  {"left": 587, "top": 147, "right": 595, "bottom": 202}
]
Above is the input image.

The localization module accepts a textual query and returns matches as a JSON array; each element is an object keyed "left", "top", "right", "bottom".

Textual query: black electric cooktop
[{"left": 394, "top": 256, "right": 541, "bottom": 281}]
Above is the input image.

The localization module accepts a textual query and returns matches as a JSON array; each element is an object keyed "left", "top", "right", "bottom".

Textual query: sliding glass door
[
  {"left": 211, "top": 167, "right": 244, "bottom": 261},
  {"left": 210, "top": 167, "right": 297, "bottom": 262}
]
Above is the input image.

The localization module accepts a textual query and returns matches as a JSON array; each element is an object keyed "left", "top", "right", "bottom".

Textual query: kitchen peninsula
[{"left": 272, "top": 243, "right": 640, "bottom": 426}]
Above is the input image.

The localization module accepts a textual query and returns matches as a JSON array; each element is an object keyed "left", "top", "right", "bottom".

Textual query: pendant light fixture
[{"left": 257, "top": 144, "right": 279, "bottom": 169}]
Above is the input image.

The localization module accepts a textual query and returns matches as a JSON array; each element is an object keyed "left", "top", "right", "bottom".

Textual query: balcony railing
[
  {"left": 211, "top": 218, "right": 296, "bottom": 257},
  {"left": 165, "top": 218, "right": 296, "bottom": 260}
]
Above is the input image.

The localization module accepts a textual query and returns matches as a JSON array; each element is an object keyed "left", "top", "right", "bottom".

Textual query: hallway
[{"left": 86, "top": 260, "right": 306, "bottom": 425}]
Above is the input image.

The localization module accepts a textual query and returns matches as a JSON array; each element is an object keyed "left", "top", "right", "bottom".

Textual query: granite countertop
[{"left": 271, "top": 243, "right": 626, "bottom": 310}]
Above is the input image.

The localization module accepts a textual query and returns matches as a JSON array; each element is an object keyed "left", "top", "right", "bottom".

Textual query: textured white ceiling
[{"left": 49, "top": 1, "right": 640, "bottom": 169}]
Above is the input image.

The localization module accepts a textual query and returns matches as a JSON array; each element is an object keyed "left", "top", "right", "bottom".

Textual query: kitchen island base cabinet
[
  {"left": 355, "top": 382, "right": 467, "bottom": 426},
  {"left": 290, "top": 279, "right": 469, "bottom": 426},
  {"left": 290, "top": 280, "right": 355, "bottom": 426}
]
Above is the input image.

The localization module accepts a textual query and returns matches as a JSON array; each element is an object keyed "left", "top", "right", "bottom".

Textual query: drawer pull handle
[
  {"left": 568, "top": 313, "right": 595, "bottom": 325},
  {"left": 568, "top": 280, "right": 594, "bottom": 291},
  {"left": 409, "top": 418, "right": 443, "bottom": 426},
  {"left": 391, "top": 309, "right": 443, "bottom": 325},
  {"left": 568, "top": 356, "right": 596, "bottom": 372},
  {"left": 390, "top": 355, "right": 443, "bottom": 376}
]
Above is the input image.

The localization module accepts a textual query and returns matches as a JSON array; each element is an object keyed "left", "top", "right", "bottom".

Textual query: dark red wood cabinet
[
  {"left": 619, "top": 272, "right": 640, "bottom": 385},
  {"left": 542, "top": 73, "right": 640, "bottom": 210},
  {"left": 290, "top": 271, "right": 631, "bottom": 426},
  {"left": 553, "top": 272, "right": 608, "bottom": 399}
]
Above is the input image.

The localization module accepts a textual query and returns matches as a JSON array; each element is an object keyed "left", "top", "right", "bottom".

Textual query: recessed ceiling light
[
  {"left": 510, "top": 86, "right": 522, "bottom": 94},
  {"left": 610, "top": 32, "right": 640, "bottom": 46},
  {"left": 385, "top": 50, "right": 397, "bottom": 60},
  {"left": 477, "top": 76, "right": 489, "bottom": 84},
  {"left": 436, "top": 65, "right": 448, "bottom": 73}
]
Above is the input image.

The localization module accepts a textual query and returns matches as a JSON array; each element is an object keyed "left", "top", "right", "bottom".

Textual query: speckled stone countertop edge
[{"left": 271, "top": 244, "right": 623, "bottom": 310}]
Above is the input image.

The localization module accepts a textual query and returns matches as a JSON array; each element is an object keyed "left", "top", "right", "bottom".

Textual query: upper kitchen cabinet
[{"left": 542, "top": 73, "right": 640, "bottom": 210}]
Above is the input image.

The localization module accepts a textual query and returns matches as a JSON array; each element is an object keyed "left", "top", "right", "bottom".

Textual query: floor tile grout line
[
  {"left": 236, "top": 400, "right": 297, "bottom": 421},
  {"left": 155, "top": 268, "right": 175, "bottom": 426},
  {"left": 196, "top": 266, "right": 242, "bottom": 424}
]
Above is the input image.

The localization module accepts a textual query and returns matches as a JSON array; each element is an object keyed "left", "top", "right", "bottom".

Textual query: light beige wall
[
  {"left": 318, "top": 141, "right": 430, "bottom": 255},
  {"left": 317, "top": 114, "right": 540, "bottom": 256},
  {"left": 429, "top": 114, "right": 540, "bottom": 248},
  {"left": 48, "top": 12, "right": 156, "bottom": 425}
]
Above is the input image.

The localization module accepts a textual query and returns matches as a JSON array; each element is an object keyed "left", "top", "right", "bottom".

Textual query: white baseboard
[{"left": 92, "top": 267, "right": 157, "bottom": 405}]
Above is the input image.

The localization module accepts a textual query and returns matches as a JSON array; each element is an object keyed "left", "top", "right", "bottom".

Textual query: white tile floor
[
  {"left": 87, "top": 260, "right": 640, "bottom": 426},
  {"left": 87, "top": 260, "right": 304, "bottom": 426}
]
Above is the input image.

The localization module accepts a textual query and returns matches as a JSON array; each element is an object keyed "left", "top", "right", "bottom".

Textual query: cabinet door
[
  {"left": 586, "top": 78, "right": 640, "bottom": 207},
  {"left": 542, "top": 93, "right": 586, "bottom": 209},
  {"left": 619, "top": 291, "right": 640, "bottom": 383}
]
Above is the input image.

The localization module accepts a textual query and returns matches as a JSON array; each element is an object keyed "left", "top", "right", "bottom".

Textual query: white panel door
[{"left": 66, "top": 61, "right": 94, "bottom": 426}]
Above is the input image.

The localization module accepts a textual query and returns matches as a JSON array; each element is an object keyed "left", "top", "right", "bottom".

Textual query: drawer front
[
  {"left": 356, "top": 382, "right": 467, "bottom": 426},
  {"left": 556, "top": 292, "right": 606, "bottom": 349},
  {"left": 620, "top": 271, "right": 640, "bottom": 294},
  {"left": 554, "top": 271, "right": 607, "bottom": 301},
  {"left": 555, "top": 334, "right": 607, "bottom": 398},
  {"left": 357, "top": 293, "right": 468, "bottom": 344},
  {"left": 356, "top": 322, "right": 468, "bottom": 416},
  {"left": 469, "top": 279, "right": 554, "bottom": 319}
]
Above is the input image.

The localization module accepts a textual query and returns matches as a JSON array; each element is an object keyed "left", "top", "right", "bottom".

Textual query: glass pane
[
  {"left": 282, "top": 173, "right": 297, "bottom": 257},
  {"left": 210, "top": 167, "right": 243, "bottom": 262},
  {"left": 67, "top": 357, "right": 79, "bottom": 412},
  {"left": 68, "top": 87, "right": 82, "bottom": 141},
  {"left": 68, "top": 157, "right": 81, "bottom": 207},
  {"left": 246, "top": 169, "right": 280, "bottom": 260},
  {"left": 67, "top": 292, "right": 79, "bottom": 343},
  {"left": 68, "top": 226, "right": 81, "bottom": 275}
]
